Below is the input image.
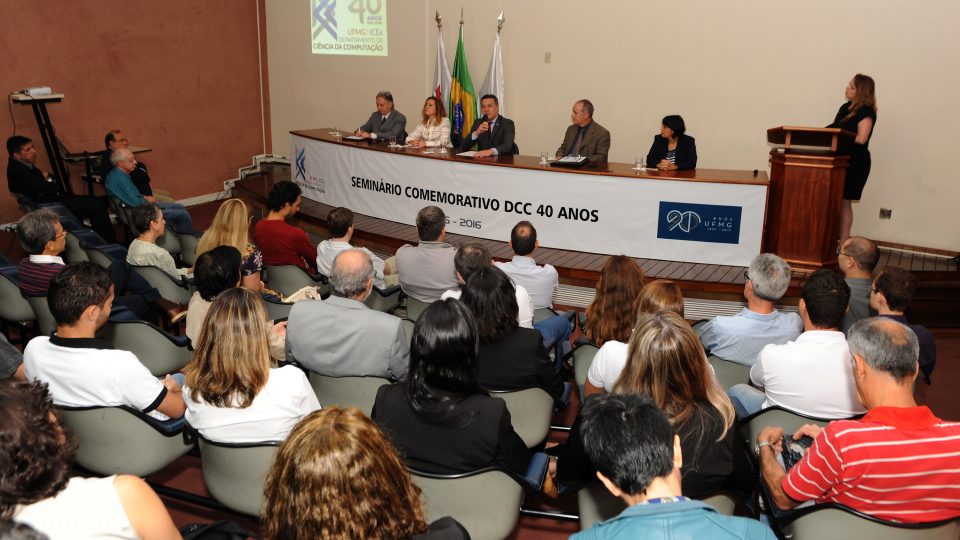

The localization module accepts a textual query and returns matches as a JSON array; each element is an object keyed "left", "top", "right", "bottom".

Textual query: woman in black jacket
[{"left": 645, "top": 114, "right": 697, "bottom": 170}]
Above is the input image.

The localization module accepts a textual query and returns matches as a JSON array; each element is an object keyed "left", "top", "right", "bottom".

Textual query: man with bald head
[
  {"left": 105, "top": 148, "right": 193, "bottom": 234},
  {"left": 837, "top": 235, "right": 879, "bottom": 332},
  {"left": 285, "top": 249, "right": 409, "bottom": 380},
  {"left": 556, "top": 99, "right": 611, "bottom": 163}
]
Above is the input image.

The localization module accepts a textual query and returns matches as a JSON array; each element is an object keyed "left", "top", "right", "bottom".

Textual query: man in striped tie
[{"left": 756, "top": 317, "right": 960, "bottom": 524}]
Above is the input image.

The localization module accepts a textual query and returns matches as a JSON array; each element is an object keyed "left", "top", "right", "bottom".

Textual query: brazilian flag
[{"left": 449, "top": 26, "right": 477, "bottom": 140}]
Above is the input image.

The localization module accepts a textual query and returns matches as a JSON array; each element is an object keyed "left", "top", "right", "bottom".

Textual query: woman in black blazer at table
[
  {"left": 645, "top": 114, "right": 697, "bottom": 170},
  {"left": 371, "top": 298, "right": 531, "bottom": 475}
]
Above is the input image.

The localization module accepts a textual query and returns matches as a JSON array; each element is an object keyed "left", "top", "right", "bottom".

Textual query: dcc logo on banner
[{"left": 657, "top": 201, "right": 742, "bottom": 244}]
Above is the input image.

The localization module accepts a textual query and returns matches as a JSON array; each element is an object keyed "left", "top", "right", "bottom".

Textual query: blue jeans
[
  {"left": 535, "top": 314, "right": 573, "bottom": 367},
  {"left": 727, "top": 383, "right": 766, "bottom": 419},
  {"left": 157, "top": 202, "right": 193, "bottom": 234}
]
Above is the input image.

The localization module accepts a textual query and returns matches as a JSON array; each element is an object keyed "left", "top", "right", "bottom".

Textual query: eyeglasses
[
  {"left": 835, "top": 246, "right": 850, "bottom": 257},
  {"left": 55, "top": 231, "right": 67, "bottom": 239},
  {"left": 743, "top": 270, "right": 750, "bottom": 281}
]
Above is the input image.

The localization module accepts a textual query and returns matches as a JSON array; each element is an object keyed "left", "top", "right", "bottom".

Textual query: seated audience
[
  {"left": 729, "top": 269, "right": 864, "bottom": 419},
  {"left": 23, "top": 262, "right": 186, "bottom": 422},
  {"left": 871, "top": 266, "right": 936, "bottom": 380},
  {"left": 6, "top": 135, "right": 116, "bottom": 242},
  {"left": 196, "top": 198, "right": 268, "bottom": 293},
  {"left": 585, "top": 279, "right": 685, "bottom": 395},
  {"left": 253, "top": 181, "right": 317, "bottom": 272},
  {"left": 583, "top": 255, "right": 645, "bottom": 347},
  {"left": 573, "top": 393, "right": 774, "bottom": 540},
  {"left": 263, "top": 407, "right": 468, "bottom": 539},
  {"left": 395, "top": 206, "right": 458, "bottom": 302},
  {"left": 459, "top": 265, "right": 566, "bottom": 405},
  {"left": 0, "top": 379, "right": 180, "bottom": 539},
  {"left": 496, "top": 220, "right": 559, "bottom": 309},
  {"left": 0, "top": 334, "right": 24, "bottom": 381},
  {"left": 316, "top": 206, "right": 397, "bottom": 288},
  {"left": 99, "top": 129, "right": 154, "bottom": 197},
  {"left": 697, "top": 253, "right": 801, "bottom": 366},
  {"left": 757, "top": 317, "right": 960, "bottom": 523},
  {"left": 183, "top": 288, "right": 318, "bottom": 442},
  {"left": 645, "top": 114, "right": 698, "bottom": 170},
  {"left": 372, "top": 299, "right": 530, "bottom": 475},
  {"left": 406, "top": 96, "right": 452, "bottom": 148},
  {"left": 838, "top": 235, "right": 880, "bottom": 332},
  {"left": 286, "top": 249, "right": 409, "bottom": 380},
  {"left": 105, "top": 148, "right": 193, "bottom": 234},
  {"left": 560, "top": 311, "right": 741, "bottom": 499},
  {"left": 126, "top": 203, "right": 189, "bottom": 277}
]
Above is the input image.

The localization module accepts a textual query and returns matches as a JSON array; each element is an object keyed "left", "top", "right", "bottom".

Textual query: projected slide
[{"left": 311, "top": 0, "right": 388, "bottom": 56}]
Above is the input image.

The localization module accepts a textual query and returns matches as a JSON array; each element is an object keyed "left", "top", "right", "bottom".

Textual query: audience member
[
  {"left": 696, "top": 253, "right": 801, "bottom": 366},
  {"left": 635, "top": 279, "right": 684, "bottom": 317},
  {"left": 372, "top": 299, "right": 530, "bottom": 475},
  {"left": 459, "top": 265, "right": 566, "bottom": 405},
  {"left": 183, "top": 287, "right": 319, "bottom": 442},
  {"left": 728, "top": 269, "right": 864, "bottom": 419},
  {"left": 757, "top": 317, "right": 960, "bottom": 523},
  {"left": 195, "top": 198, "right": 276, "bottom": 298},
  {"left": 355, "top": 90, "right": 407, "bottom": 141},
  {"left": 253, "top": 181, "right": 317, "bottom": 272},
  {"left": 105, "top": 148, "right": 193, "bottom": 234},
  {"left": 126, "top": 203, "right": 189, "bottom": 277},
  {"left": 23, "top": 262, "right": 186, "bottom": 422},
  {"left": 263, "top": 407, "right": 468, "bottom": 539},
  {"left": 0, "top": 334, "right": 24, "bottom": 381},
  {"left": 316, "top": 206, "right": 397, "bottom": 288},
  {"left": 395, "top": 206, "right": 458, "bottom": 302},
  {"left": 561, "top": 311, "right": 742, "bottom": 499},
  {"left": 496, "top": 221, "right": 559, "bottom": 309},
  {"left": 286, "top": 249, "right": 409, "bottom": 380},
  {"left": 838, "top": 235, "right": 880, "bottom": 332},
  {"left": 0, "top": 379, "right": 180, "bottom": 539},
  {"left": 6, "top": 135, "right": 116, "bottom": 242},
  {"left": 572, "top": 393, "right": 774, "bottom": 539},
  {"left": 583, "top": 255, "right": 645, "bottom": 347},
  {"left": 99, "top": 129, "right": 154, "bottom": 196},
  {"left": 871, "top": 266, "right": 936, "bottom": 380}
]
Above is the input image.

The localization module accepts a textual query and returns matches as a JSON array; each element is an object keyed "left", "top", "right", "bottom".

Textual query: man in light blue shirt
[
  {"left": 495, "top": 221, "right": 558, "bottom": 309},
  {"left": 105, "top": 148, "right": 193, "bottom": 234},
  {"left": 697, "top": 253, "right": 801, "bottom": 366}
]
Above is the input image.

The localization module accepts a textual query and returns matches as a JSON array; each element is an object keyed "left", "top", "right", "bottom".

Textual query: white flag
[
  {"left": 433, "top": 27, "right": 452, "bottom": 109},
  {"left": 479, "top": 27, "right": 505, "bottom": 116}
]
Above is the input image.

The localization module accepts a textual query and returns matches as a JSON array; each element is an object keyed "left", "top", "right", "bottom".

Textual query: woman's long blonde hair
[
  {"left": 613, "top": 311, "right": 734, "bottom": 440},
  {"left": 183, "top": 287, "right": 270, "bottom": 408},
  {"left": 196, "top": 198, "right": 250, "bottom": 257}
]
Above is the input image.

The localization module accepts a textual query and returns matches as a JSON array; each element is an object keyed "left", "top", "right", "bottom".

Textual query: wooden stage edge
[{"left": 232, "top": 167, "right": 959, "bottom": 327}]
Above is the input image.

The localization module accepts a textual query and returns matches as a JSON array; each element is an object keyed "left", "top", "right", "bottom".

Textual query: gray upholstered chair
[
  {"left": 262, "top": 296, "right": 294, "bottom": 322},
  {"left": 571, "top": 342, "right": 599, "bottom": 404},
  {"left": 307, "top": 372, "right": 390, "bottom": 417},
  {"left": 411, "top": 467, "right": 524, "bottom": 540},
  {"left": 263, "top": 264, "right": 329, "bottom": 298},
  {"left": 490, "top": 387, "right": 554, "bottom": 449},
  {"left": 404, "top": 297, "right": 432, "bottom": 321},
  {"left": 780, "top": 504, "right": 960, "bottom": 540},
  {"left": 577, "top": 482, "right": 738, "bottom": 531},
  {"left": 194, "top": 432, "right": 281, "bottom": 517},
  {"left": 131, "top": 265, "right": 192, "bottom": 305},
  {"left": 24, "top": 295, "right": 56, "bottom": 337},
  {"left": 99, "top": 320, "right": 192, "bottom": 376},
  {"left": 364, "top": 284, "right": 402, "bottom": 313},
  {"left": 707, "top": 354, "right": 752, "bottom": 390}
]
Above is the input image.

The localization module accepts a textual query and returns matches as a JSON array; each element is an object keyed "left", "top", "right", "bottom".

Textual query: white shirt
[
  {"left": 24, "top": 335, "right": 171, "bottom": 420},
  {"left": 15, "top": 476, "right": 136, "bottom": 540},
  {"left": 750, "top": 330, "right": 866, "bottom": 418},
  {"left": 441, "top": 284, "right": 534, "bottom": 329},
  {"left": 586, "top": 340, "right": 628, "bottom": 391},
  {"left": 406, "top": 117, "right": 452, "bottom": 147},
  {"left": 495, "top": 256, "right": 559, "bottom": 309},
  {"left": 184, "top": 365, "right": 320, "bottom": 443},
  {"left": 29, "top": 254, "right": 65, "bottom": 265},
  {"left": 316, "top": 240, "right": 386, "bottom": 289}
]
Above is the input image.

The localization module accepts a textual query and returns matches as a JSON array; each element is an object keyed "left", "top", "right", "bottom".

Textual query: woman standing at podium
[
  {"left": 406, "top": 96, "right": 451, "bottom": 148},
  {"left": 829, "top": 74, "right": 877, "bottom": 244}
]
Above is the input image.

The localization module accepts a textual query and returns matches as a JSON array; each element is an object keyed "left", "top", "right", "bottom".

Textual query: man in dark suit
[
  {"left": 556, "top": 99, "right": 611, "bottom": 162},
  {"left": 460, "top": 94, "right": 516, "bottom": 157},
  {"left": 356, "top": 91, "right": 407, "bottom": 142}
]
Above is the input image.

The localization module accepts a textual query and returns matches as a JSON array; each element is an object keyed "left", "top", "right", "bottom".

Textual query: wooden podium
[{"left": 764, "top": 126, "right": 855, "bottom": 269}]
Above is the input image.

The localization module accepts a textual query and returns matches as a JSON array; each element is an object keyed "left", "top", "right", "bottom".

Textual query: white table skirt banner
[{"left": 292, "top": 134, "right": 766, "bottom": 266}]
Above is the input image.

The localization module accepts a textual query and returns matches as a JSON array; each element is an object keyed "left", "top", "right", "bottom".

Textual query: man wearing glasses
[{"left": 836, "top": 236, "right": 879, "bottom": 332}]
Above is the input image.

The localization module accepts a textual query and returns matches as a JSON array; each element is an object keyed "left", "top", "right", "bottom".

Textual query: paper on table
[
  {"left": 457, "top": 151, "right": 477, "bottom": 157},
  {"left": 558, "top": 156, "right": 587, "bottom": 163},
  {"left": 342, "top": 135, "right": 364, "bottom": 141}
]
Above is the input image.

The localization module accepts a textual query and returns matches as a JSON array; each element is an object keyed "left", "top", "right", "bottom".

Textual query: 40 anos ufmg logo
[{"left": 657, "top": 201, "right": 742, "bottom": 245}]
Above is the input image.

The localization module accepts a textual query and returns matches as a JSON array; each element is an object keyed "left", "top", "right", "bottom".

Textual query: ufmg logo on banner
[{"left": 657, "top": 201, "right": 742, "bottom": 244}]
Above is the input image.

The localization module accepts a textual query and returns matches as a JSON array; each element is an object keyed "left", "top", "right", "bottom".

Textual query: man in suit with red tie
[
  {"left": 460, "top": 94, "right": 516, "bottom": 157},
  {"left": 556, "top": 99, "right": 611, "bottom": 163}
]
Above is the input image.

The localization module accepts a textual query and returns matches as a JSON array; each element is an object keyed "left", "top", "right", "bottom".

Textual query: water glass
[{"left": 540, "top": 151, "right": 548, "bottom": 165}]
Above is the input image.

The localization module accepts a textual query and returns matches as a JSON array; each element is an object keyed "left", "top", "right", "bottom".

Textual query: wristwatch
[{"left": 755, "top": 440, "right": 773, "bottom": 456}]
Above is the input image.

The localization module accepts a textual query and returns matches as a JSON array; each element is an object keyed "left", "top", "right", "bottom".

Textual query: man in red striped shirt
[{"left": 756, "top": 317, "right": 960, "bottom": 523}]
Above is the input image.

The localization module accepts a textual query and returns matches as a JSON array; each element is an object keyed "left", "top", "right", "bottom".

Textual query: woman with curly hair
[
  {"left": 583, "top": 255, "right": 645, "bottom": 346},
  {"left": 263, "top": 407, "right": 467, "bottom": 539},
  {"left": 0, "top": 379, "right": 179, "bottom": 539},
  {"left": 195, "top": 198, "right": 266, "bottom": 292}
]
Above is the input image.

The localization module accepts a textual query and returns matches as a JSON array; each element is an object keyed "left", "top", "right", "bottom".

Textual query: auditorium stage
[{"left": 233, "top": 166, "right": 959, "bottom": 327}]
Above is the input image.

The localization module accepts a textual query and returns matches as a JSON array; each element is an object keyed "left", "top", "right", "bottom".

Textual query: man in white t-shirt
[
  {"left": 23, "top": 262, "right": 186, "bottom": 422},
  {"left": 316, "top": 206, "right": 398, "bottom": 289},
  {"left": 728, "top": 269, "right": 865, "bottom": 419},
  {"left": 495, "top": 221, "right": 559, "bottom": 309}
]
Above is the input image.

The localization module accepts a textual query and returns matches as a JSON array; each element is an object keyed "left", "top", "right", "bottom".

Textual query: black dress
[{"left": 829, "top": 102, "right": 877, "bottom": 200}]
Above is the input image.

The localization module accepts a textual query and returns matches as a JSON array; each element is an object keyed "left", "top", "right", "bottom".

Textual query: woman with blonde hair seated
[
  {"left": 196, "top": 198, "right": 266, "bottom": 292},
  {"left": 183, "top": 287, "right": 319, "bottom": 442},
  {"left": 263, "top": 407, "right": 467, "bottom": 539},
  {"left": 406, "top": 96, "right": 451, "bottom": 148}
]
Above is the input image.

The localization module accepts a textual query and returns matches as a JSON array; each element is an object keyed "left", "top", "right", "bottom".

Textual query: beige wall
[{"left": 266, "top": 0, "right": 960, "bottom": 251}]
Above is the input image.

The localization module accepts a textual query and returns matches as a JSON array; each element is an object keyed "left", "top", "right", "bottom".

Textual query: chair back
[
  {"left": 178, "top": 233, "right": 201, "bottom": 267},
  {"left": 263, "top": 264, "right": 328, "bottom": 298},
  {"left": 108, "top": 197, "right": 135, "bottom": 238},
  {"left": 99, "top": 320, "right": 192, "bottom": 376},
  {"left": 59, "top": 406, "right": 193, "bottom": 477},
  {"left": 405, "top": 297, "right": 432, "bottom": 321},
  {"left": 156, "top": 231, "right": 182, "bottom": 256},
  {"left": 532, "top": 307, "right": 557, "bottom": 324},
  {"left": 25, "top": 295, "right": 56, "bottom": 336},
  {"left": 411, "top": 467, "right": 523, "bottom": 540},
  {"left": 262, "top": 297, "right": 294, "bottom": 322},
  {"left": 64, "top": 232, "right": 90, "bottom": 263},
  {"left": 400, "top": 318, "right": 415, "bottom": 347},
  {"left": 577, "top": 483, "right": 738, "bottom": 531},
  {"left": 83, "top": 245, "right": 119, "bottom": 269},
  {"left": 741, "top": 406, "right": 837, "bottom": 453},
  {"left": 783, "top": 504, "right": 960, "bottom": 540},
  {"left": 490, "top": 387, "right": 553, "bottom": 448},
  {"left": 707, "top": 355, "right": 752, "bottom": 389},
  {"left": 131, "top": 265, "right": 192, "bottom": 305},
  {"left": 196, "top": 435, "right": 280, "bottom": 517},
  {"left": 572, "top": 343, "right": 599, "bottom": 389},
  {"left": 364, "top": 284, "right": 402, "bottom": 313},
  {"left": 0, "top": 272, "right": 35, "bottom": 324},
  {"left": 307, "top": 372, "right": 390, "bottom": 416}
]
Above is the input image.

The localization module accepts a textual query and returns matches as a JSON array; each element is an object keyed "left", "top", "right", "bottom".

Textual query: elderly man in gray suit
[
  {"left": 355, "top": 90, "right": 407, "bottom": 142},
  {"left": 285, "top": 249, "right": 409, "bottom": 380}
]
